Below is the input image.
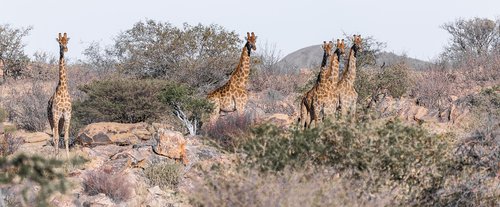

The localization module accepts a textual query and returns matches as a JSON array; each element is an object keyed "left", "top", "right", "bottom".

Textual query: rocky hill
[{"left": 278, "top": 44, "right": 431, "bottom": 71}]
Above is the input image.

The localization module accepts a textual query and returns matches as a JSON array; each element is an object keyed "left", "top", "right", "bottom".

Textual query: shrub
[
  {"left": 204, "top": 113, "right": 255, "bottom": 151},
  {"left": 83, "top": 168, "right": 133, "bottom": 202},
  {"left": 238, "top": 119, "right": 454, "bottom": 204},
  {"left": 159, "top": 83, "right": 213, "bottom": 135},
  {"left": 144, "top": 162, "right": 182, "bottom": 190},
  {"left": 0, "top": 154, "right": 76, "bottom": 207},
  {"left": 0, "top": 133, "right": 23, "bottom": 156},
  {"left": 4, "top": 80, "right": 49, "bottom": 132},
  {"left": 190, "top": 166, "right": 395, "bottom": 207},
  {"left": 73, "top": 78, "right": 168, "bottom": 125},
  {"left": 355, "top": 62, "right": 412, "bottom": 107}
]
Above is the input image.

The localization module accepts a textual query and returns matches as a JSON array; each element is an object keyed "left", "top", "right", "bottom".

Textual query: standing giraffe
[
  {"left": 298, "top": 41, "right": 333, "bottom": 129},
  {"left": 207, "top": 32, "right": 257, "bottom": 121},
  {"left": 311, "top": 39, "right": 345, "bottom": 124},
  {"left": 47, "top": 33, "right": 72, "bottom": 159},
  {"left": 337, "top": 35, "right": 362, "bottom": 121}
]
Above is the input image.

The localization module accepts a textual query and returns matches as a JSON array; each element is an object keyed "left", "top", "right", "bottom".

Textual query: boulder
[
  {"left": 77, "top": 122, "right": 152, "bottom": 147},
  {"left": 20, "top": 132, "right": 50, "bottom": 143},
  {"left": 153, "top": 128, "right": 187, "bottom": 164}
]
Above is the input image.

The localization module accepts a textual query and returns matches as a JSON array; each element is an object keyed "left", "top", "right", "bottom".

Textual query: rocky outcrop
[
  {"left": 77, "top": 122, "right": 152, "bottom": 147},
  {"left": 153, "top": 128, "right": 188, "bottom": 164}
]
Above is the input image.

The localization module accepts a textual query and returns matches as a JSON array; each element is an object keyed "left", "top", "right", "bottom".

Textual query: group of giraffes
[
  {"left": 47, "top": 32, "right": 362, "bottom": 159},
  {"left": 207, "top": 32, "right": 362, "bottom": 128}
]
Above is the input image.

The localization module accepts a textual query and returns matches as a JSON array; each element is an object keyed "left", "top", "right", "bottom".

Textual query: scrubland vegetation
[{"left": 0, "top": 17, "right": 498, "bottom": 206}]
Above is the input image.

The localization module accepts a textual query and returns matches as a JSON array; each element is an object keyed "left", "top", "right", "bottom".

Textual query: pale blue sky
[{"left": 1, "top": 0, "right": 499, "bottom": 62}]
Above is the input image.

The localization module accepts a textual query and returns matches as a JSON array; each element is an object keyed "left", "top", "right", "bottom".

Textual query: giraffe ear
[{"left": 58, "top": 33, "right": 62, "bottom": 39}]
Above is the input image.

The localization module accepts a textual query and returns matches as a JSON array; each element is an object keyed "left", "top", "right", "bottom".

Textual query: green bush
[
  {"left": 159, "top": 83, "right": 213, "bottom": 135},
  {"left": 144, "top": 162, "right": 182, "bottom": 190},
  {"left": 355, "top": 62, "right": 412, "bottom": 104},
  {"left": 73, "top": 78, "right": 168, "bottom": 125},
  {"left": 238, "top": 119, "right": 454, "bottom": 204},
  {"left": 0, "top": 154, "right": 84, "bottom": 207}
]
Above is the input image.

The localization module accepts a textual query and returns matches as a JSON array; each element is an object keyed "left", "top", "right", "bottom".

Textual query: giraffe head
[
  {"left": 352, "top": 35, "right": 362, "bottom": 57},
  {"left": 335, "top": 39, "right": 346, "bottom": 56},
  {"left": 245, "top": 32, "right": 257, "bottom": 55},
  {"left": 322, "top": 41, "right": 334, "bottom": 57},
  {"left": 56, "top": 33, "right": 70, "bottom": 53}
]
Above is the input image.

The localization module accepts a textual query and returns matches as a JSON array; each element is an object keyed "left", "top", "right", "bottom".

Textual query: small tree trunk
[{"left": 173, "top": 105, "right": 197, "bottom": 135}]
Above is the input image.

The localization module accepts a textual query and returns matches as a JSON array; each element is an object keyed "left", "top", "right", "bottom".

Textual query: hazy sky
[{"left": 1, "top": 0, "right": 499, "bottom": 62}]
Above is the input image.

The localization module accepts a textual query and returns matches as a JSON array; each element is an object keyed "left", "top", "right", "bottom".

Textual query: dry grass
[
  {"left": 190, "top": 166, "right": 395, "bottom": 207},
  {"left": 82, "top": 167, "right": 133, "bottom": 203}
]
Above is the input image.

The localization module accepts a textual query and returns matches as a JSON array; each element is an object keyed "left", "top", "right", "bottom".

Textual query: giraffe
[
  {"left": 337, "top": 35, "right": 362, "bottom": 121},
  {"left": 298, "top": 41, "right": 333, "bottom": 129},
  {"left": 207, "top": 32, "right": 257, "bottom": 121},
  {"left": 47, "top": 33, "right": 72, "bottom": 159},
  {"left": 311, "top": 39, "right": 345, "bottom": 124}
]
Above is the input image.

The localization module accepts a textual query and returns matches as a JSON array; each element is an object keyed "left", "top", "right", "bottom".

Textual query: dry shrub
[
  {"left": 83, "top": 168, "right": 133, "bottom": 203},
  {"left": 203, "top": 113, "right": 255, "bottom": 151},
  {"left": 0, "top": 133, "right": 23, "bottom": 156},
  {"left": 190, "top": 166, "right": 395, "bottom": 207},
  {"left": 144, "top": 162, "right": 182, "bottom": 190},
  {"left": 4, "top": 80, "right": 50, "bottom": 132}
]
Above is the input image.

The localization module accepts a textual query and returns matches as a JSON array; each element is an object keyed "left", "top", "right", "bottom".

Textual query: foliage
[
  {"left": 73, "top": 78, "right": 168, "bottom": 125},
  {"left": 441, "top": 17, "right": 500, "bottom": 63},
  {"left": 355, "top": 62, "right": 412, "bottom": 106},
  {"left": 84, "top": 20, "right": 241, "bottom": 91},
  {"left": 159, "top": 83, "right": 213, "bottom": 135},
  {"left": 0, "top": 24, "right": 31, "bottom": 80},
  {"left": 237, "top": 119, "right": 455, "bottom": 204},
  {"left": 342, "top": 33, "right": 387, "bottom": 68},
  {"left": 0, "top": 154, "right": 84, "bottom": 207},
  {"left": 190, "top": 166, "right": 395, "bottom": 207},
  {"left": 204, "top": 113, "right": 255, "bottom": 150},
  {"left": 144, "top": 162, "right": 182, "bottom": 190},
  {"left": 4, "top": 80, "right": 49, "bottom": 132},
  {"left": 83, "top": 167, "right": 133, "bottom": 202}
]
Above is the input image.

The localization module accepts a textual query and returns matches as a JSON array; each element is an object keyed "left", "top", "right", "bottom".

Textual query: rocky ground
[{"left": 0, "top": 80, "right": 494, "bottom": 207}]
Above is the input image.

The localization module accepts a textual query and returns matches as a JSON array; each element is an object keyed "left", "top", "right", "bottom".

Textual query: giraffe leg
[
  {"left": 52, "top": 114, "right": 61, "bottom": 157},
  {"left": 298, "top": 99, "right": 309, "bottom": 129},
  {"left": 63, "top": 112, "right": 71, "bottom": 160},
  {"left": 235, "top": 95, "right": 247, "bottom": 117}
]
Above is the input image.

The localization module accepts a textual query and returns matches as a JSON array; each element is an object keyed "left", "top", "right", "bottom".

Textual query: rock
[
  {"left": 19, "top": 132, "right": 50, "bottom": 143},
  {"left": 153, "top": 128, "right": 188, "bottom": 164},
  {"left": 82, "top": 193, "right": 116, "bottom": 207},
  {"left": 263, "top": 113, "right": 293, "bottom": 127},
  {"left": 77, "top": 122, "right": 152, "bottom": 147}
]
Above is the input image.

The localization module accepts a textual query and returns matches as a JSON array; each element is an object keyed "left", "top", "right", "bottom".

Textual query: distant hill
[{"left": 277, "top": 45, "right": 431, "bottom": 72}]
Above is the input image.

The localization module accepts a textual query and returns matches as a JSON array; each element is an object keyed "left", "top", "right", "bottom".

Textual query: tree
[
  {"left": 159, "top": 83, "right": 213, "bottom": 135},
  {"left": 87, "top": 20, "right": 242, "bottom": 92},
  {"left": 0, "top": 24, "right": 32, "bottom": 81},
  {"left": 342, "top": 33, "right": 387, "bottom": 68},
  {"left": 441, "top": 17, "right": 500, "bottom": 63}
]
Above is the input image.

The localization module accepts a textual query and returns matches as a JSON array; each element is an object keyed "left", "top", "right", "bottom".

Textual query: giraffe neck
[
  {"left": 340, "top": 45, "right": 357, "bottom": 86},
  {"left": 58, "top": 46, "right": 68, "bottom": 88},
  {"left": 329, "top": 49, "right": 341, "bottom": 84},
  {"left": 320, "top": 50, "right": 329, "bottom": 68},
  {"left": 315, "top": 50, "right": 331, "bottom": 84},
  {"left": 229, "top": 44, "right": 251, "bottom": 88}
]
